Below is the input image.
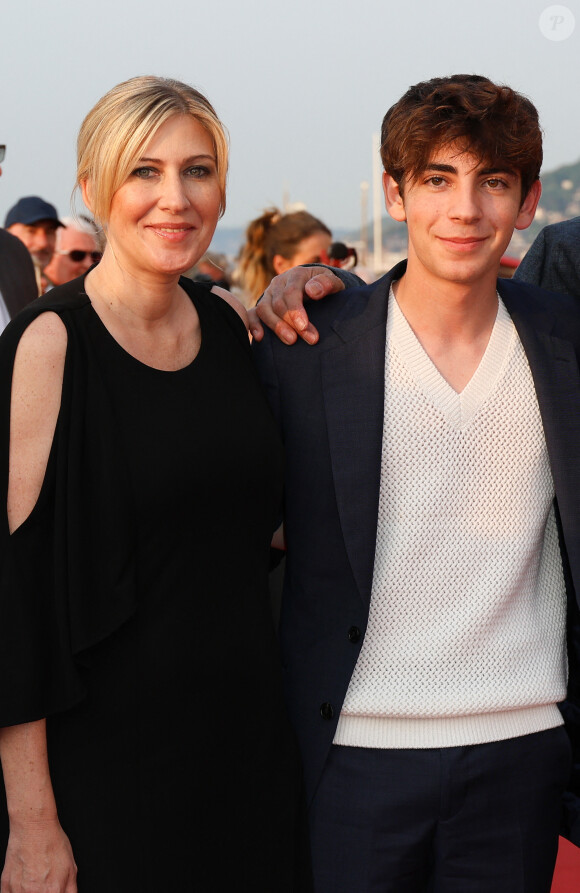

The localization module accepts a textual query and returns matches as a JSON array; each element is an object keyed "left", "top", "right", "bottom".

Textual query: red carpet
[{"left": 550, "top": 837, "right": 580, "bottom": 892}]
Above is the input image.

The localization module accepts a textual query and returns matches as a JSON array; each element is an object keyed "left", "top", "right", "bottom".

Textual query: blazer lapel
[
  {"left": 501, "top": 280, "right": 580, "bottom": 600},
  {"left": 320, "top": 268, "right": 401, "bottom": 604}
]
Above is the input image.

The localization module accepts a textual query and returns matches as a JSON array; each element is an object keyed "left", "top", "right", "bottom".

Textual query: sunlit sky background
[{"left": 1, "top": 0, "right": 579, "bottom": 240}]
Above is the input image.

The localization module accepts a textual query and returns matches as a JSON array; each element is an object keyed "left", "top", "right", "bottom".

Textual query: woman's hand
[
  {"left": 1, "top": 818, "right": 77, "bottom": 893},
  {"left": 0, "top": 722, "right": 75, "bottom": 893}
]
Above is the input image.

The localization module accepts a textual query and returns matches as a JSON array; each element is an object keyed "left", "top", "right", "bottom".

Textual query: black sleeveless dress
[{"left": 0, "top": 278, "right": 310, "bottom": 891}]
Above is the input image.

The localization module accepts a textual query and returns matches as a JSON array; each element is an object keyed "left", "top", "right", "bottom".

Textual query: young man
[{"left": 252, "top": 75, "right": 580, "bottom": 893}]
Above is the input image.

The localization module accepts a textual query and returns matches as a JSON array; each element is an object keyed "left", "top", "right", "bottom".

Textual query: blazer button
[
  {"left": 348, "top": 626, "right": 361, "bottom": 643},
  {"left": 320, "top": 702, "right": 334, "bottom": 720}
]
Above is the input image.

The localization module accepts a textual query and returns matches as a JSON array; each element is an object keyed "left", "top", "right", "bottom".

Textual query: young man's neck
[
  {"left": 394, "top": 261, "right": 499, "bottom": 339},
  {"left": 392, "top": 263, "right": 500, "bottom": 394}
]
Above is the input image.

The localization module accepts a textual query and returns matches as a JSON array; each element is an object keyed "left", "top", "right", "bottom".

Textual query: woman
[
  {"left": 0, "top": 77, "right": 309, "bottom": 893},
  {"left": 235, "top": 208, "right": 332, "bottom": 306}
]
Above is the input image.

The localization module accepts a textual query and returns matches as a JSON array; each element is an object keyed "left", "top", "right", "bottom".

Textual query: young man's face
[{"left": 384, "top": 144, "right": 541, "bottom": 290}]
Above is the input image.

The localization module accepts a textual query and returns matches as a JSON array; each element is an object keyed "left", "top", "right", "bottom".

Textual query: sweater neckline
[{"left": 387, "top": 286, "right": 515, "bottom": 429}]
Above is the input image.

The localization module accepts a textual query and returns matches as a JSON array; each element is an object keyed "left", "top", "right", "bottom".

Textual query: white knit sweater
[{"left": 334, "top": 289, "right": 567, "bottom": 750}]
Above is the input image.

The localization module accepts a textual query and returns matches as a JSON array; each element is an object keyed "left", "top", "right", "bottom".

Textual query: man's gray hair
[{"left": 56, "top": 215, "right": 100, "bottom": 247}]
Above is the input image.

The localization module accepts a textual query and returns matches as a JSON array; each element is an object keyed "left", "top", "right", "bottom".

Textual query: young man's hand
[{"left": 249, "top": 267, "right": 346, "bottom": 345}]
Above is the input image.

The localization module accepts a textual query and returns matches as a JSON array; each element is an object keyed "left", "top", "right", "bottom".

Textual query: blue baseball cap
[{"left": 4, "top": 196, "right": 64, "bottom": 229}]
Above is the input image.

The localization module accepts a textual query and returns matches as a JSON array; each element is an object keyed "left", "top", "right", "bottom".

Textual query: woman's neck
[{"left": 85, "top": 252, "right": 186, "bottom": 329}]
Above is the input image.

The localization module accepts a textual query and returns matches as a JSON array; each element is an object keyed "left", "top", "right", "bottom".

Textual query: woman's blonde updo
[{"left": 76, "top": 75, "right": 229, "bottom": 225}]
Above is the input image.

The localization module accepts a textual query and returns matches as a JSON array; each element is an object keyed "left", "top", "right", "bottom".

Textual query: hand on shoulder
[{"left": 248, "top": 266, "right": 348, "bottom": 345}]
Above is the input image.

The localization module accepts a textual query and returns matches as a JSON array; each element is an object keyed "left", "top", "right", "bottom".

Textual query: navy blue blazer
[
  {"left": 514, "top": 216, "right": 580, "bottom": 298},
  {"left": 253, "top": 260, "right": 580, "bottom": 845}
]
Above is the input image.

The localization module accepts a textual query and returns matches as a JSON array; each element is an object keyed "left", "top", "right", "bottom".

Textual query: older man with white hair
[{"left": 44, "top": 216, "right": 102, "bottom": 288}]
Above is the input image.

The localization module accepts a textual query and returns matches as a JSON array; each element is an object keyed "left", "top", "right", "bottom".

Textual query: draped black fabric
[
  {"left": 0, "top": 284, "right": 139, "bottom": 724},
  {"left": 0, "top": 277, "right": 311, "bottom": 891}
]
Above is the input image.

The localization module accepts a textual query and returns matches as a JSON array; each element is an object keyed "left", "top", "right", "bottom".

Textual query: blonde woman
[{"left": 0, "top": 77, "right": 309, "bottom": 893}]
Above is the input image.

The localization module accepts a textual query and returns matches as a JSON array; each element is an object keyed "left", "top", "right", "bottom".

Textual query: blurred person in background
[
  {"left": 4, "top": 196, "right": 63, "bottom": 295},
  {"left": 0, "top": 147, "right": 37, "bottom": 327},
  {"left": 44, "top": 216, "right": 102, "bottom": 288},
  {"left": 235, "top": 207, "right": 331, "bottom": 306},
  {"left": 319, "top": 241, "right": 358, "bottom": 271},
  {"left": 190, "top": 250, "right": 231, "bottom": 289}
]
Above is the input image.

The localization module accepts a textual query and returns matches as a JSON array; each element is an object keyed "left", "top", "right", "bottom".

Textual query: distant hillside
[
  {"left": 537, "top": 158, "right": 580, "bottom": 217},
  {"left": 508, "top": 157, "right": 580, "bottom": 257}
]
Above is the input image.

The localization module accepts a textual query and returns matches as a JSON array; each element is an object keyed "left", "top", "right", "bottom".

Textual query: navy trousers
[{"left": 309, "top": 727, "right": 572, "bottom": 893}]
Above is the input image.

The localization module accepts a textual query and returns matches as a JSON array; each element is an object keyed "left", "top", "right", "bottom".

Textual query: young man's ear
[
  {"left": 515, "top": 179, "right": 542, "bottom": 231},
  {"left": 383, "top": 172, "right": 406, "bottom": 222}
]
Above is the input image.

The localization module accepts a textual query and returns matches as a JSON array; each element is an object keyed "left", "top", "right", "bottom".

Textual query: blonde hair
[
  {"left": 236, "top": 207, "right": 331, "bottom": 304},
  {"left": 77, "top": 76, "right": 228, "bottom": 225}
]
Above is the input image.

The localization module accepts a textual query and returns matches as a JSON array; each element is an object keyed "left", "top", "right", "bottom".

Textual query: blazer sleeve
[
  {"left": 514, "top": 221, "right": 580, "bottom": 298},
  {"left": 305, "top": 264, "right": 365, "bottom": 290}
]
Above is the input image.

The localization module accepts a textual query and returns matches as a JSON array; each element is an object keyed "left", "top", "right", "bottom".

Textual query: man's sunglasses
[{"left": 55, "top": 249, "right": 102, "bottom": 263}]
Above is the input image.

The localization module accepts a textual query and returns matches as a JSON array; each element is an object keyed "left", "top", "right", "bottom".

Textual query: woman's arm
[
  {"left": 0, "top": 312, "right": 77, "bottom": 892},
  {"left": 271, "top": 524, "right": 285, "bottom": 552},
  {"left": 0, "top": 722, "right": 77, "bottom": 893},
  {"left": 7, "top": 313, "right": 66, "bottom": 533}
]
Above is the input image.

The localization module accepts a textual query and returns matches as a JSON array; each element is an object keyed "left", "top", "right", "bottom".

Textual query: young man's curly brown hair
[{"left": 380, "top": 74, "right": 542, "bottom": 204}]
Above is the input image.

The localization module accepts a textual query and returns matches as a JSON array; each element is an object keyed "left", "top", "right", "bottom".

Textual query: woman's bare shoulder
[
  {"left": 14, "top": 311, "right": 68, "bottom": 364},
  {"left": 11, "top": 312, "right": 68, "bottom": 424},
  {"left": 211, "top": 286, "right": 249, "bottom": 331}
]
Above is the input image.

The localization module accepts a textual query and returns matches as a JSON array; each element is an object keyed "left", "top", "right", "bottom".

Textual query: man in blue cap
[{"left": 4, "top": 196, "right": 63, "bottom": 292}]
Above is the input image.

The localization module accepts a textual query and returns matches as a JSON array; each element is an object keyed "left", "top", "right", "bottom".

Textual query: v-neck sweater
[{"left": 334, "top": 288, "right": 567, "bottom": 750}]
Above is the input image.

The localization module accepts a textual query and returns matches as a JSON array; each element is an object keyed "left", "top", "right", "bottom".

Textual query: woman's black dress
[{"left": 0, "top": 278, "right": 310, "bottom": 891}]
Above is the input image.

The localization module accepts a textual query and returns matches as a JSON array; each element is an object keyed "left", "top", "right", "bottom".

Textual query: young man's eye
[
  {"left": 428, "top": 176, "right": 445, "bottom": 186},
  {"left": 485, "top": 178, "right": 507, "bottom": 189}
]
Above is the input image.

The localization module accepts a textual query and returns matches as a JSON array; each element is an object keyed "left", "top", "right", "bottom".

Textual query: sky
[{"left": 1, "top": 0, "right": 579, "bottom": 241}]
